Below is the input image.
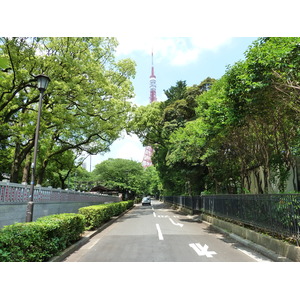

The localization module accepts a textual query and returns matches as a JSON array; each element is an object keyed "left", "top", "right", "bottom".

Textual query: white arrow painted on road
[
  {"left": 168, "top": 217, "right": 184, "bottom": 227},
  {"left": 189, "top": 243, "right": 217, "bottom": 258}
]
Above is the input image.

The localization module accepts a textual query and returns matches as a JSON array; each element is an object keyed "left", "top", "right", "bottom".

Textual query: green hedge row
[
  {"left": 0, "top": 213, "right": 85, "bottom": 262},
  {"left": 78, "top": 200, "right": 134, "bottom": 230},
  {"left": 0, "top": 200, "right": 134, "bottom": 262}
]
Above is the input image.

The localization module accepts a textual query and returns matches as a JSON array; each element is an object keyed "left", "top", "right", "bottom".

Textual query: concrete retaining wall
[
  {"left": 0, "top": 200, "right": 115, "bottom": 228},
  {"left": 202, "top": 214, "right": 300, "bottom": 262}
]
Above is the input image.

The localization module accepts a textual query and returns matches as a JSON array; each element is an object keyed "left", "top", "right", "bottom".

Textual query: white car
[{"left": 142, "top": 196, "right": 151, "bottom": 206}]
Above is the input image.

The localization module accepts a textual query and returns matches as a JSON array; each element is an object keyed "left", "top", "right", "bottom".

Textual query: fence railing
[
  {"left": 163, "top": 194, "right": 300, "bottom": 245},
  {"left": 0, "top": 181, "right": 119, "bottom": 203}
]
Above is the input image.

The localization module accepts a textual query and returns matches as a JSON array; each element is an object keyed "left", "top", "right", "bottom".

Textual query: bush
[
  {"left": 79, "top": 200, "right": 134, "bottom": 230},
  {"left": 0, "top": 201, "right": 134, "bottom": 262},
  {"left": 36, "top": 213, "right": 85, "bottom": 248},
  {"left": 0, "top": 213, "right": 85, "bottom": 262}
]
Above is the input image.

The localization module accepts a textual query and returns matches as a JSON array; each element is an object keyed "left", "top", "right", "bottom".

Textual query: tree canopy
[
  {"left": 131, "top": 37, "right": 300, "bottom": 195},
  {"left": 131, "top": 78, "right": 215, "bottom": 195},
  {"left": 92, "top": 158, "right": 161, "bottom": 199},
  {"left": 0, "top": 37, "right": 136, "bottom": 187},
  {"left": 3, "top": 37, "right": 300, "bottom": 195}
]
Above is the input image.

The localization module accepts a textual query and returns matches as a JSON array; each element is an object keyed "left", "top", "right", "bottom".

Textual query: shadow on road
[
  {"left": 114, "top": 204, "right": 154, "bottom": 223},
  {"left": 203, "top": 224, "right": 246, "bottom": 247}
]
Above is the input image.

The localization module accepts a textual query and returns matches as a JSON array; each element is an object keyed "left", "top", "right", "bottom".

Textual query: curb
[
  {"left": 203, "top": 220, "right": 292, "bottom": 262},
  {"left": 48, "top": 205, "right": 135, "bottom": 262},
  {"left": 201, "top": 214, "right": 299, "bottom": 262},
  {"left": 170, "top": 203, "right": 299, "bottom": 262}
]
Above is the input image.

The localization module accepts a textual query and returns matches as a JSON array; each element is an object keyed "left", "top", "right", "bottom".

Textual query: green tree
[
  {"left": 180, "top": 37, "right": 300, "bottom": 193},
  {"left": 139, "top": 166, "right": 162, "bottom": 198},
  {"left": 131, "top": 78, "right": 213, "bottom": 195},
  {"left": 223, "top": 37, "right": 300, "bottom": 192},
  {"left": 92, "top": 158, "right": 144, "bottom": 199},
  {"left": 131, "top": 38, "right": 300, "bottom": 195},
  {"left": 0, "top": 37, "right": 136, "bottom": 184}
]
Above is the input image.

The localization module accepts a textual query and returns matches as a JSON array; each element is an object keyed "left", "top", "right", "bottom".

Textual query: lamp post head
[{"left": 35, "top": 74, "right": 50, "bottom": 92}]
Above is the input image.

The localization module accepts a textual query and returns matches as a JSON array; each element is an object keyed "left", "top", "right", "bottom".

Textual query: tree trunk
[
  {"left": 21, "top": 153, "right": 32, "bottom": 183},
  {"left": 10, "top": 140, "right": 34, "bottom": 183},
  {"left": 10, "top": 142, "right": 21, "bottom": 182},
  {"left": 37, "top": 159, "right": 49, "bottom": 185},
  {"left": 263, "top": 167, "right": 269, "bottom": 194}
]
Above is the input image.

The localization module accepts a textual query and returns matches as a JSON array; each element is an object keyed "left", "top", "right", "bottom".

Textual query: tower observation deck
[{"left": 142, "top": 52, "right": 157, "bottom": 168}]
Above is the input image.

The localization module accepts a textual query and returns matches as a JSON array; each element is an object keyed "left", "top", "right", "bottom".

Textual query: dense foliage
[
  {"left": 78, "top": 200, "right": 134, "bottom": 230},
  {"left": 131, "top": 78, "right": 215, "bottom": 195},
  {"left": 92, "top": 158, "right": 161, "bottom": 198},
  {"left": 131, "top": 38, "right": 300, "bottom": 195},
  {"left": 0, "top": 213, "right": 85, "bottom": 262},
  {"left": 0, "top": 37, "right": 136, "bottom": 187},
  {"left": 0, "top": 201, "right": 133, "bottom": 261}
]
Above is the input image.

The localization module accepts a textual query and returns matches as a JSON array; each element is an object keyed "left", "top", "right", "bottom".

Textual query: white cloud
[
  {"left": 116, "top": 37, "right": 232, "bottom": 66},
  {"left": 114, "top": 134, "right": 145, "bottom": 161},
  {"left": 157, "top": 91, "right": 167, "bottom": 102},
  {"left": 90, "top": 133, "right": 145, "bottom": 170}
]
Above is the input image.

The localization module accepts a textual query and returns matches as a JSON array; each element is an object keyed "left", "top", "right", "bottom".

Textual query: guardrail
[
  {"left": 0, "top": 180, "right": 118, "bottom": 203},
  {"left": 163, "top": 194, "right": 300, "bottom": 245}
]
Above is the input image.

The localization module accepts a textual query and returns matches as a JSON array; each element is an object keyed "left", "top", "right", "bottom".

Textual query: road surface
[{"left": 64, "top": 200, "right": 272, "bottom": 262}]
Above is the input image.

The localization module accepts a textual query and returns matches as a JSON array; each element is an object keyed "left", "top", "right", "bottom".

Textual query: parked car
[{"left": 142, "top": 196, "right": 151, "bottom": 206}]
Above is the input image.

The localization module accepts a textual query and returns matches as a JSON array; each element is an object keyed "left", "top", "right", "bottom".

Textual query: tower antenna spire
[{"left": 152, "top": 49, "right": 154, "bottom": 66}]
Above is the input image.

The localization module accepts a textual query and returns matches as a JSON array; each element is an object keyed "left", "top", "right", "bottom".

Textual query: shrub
[
  {"left": 0, "top": 213, "right": 85, "bottom": 262},
  {"left": 78, "top": 200, "right": 134, "bottom": 230},
  {"left": 78, "top": 205, "right": 112, "bottom": 230},
  {"left": 0, "top": 202, "right": 133, "bottom": 262},
  {"left": 36, "top": 213, "right": 85, "bottom": 248},
  {"left": 126, "top": 200, "right": 134, "bottom": 209}
]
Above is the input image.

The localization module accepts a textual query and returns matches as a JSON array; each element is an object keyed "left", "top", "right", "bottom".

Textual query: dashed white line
[
  {"left": 156, "top": 224, "right": 164, "bottom": 240},
  {"left": 153, "top": 212, "right": 157, "bottom": 217}
]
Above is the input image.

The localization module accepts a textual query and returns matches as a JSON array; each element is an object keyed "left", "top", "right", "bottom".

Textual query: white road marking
[
  {"left": 168, "top": 217, "right": 183, "bottom": 227},
  {"left": 156, "top": 224, "right": 164, "bottom": 240},
  {"left": 189, "top": 243, "right": 217, "bottom": 258},
  {"left": 236, "top": 248, "right": 272, "bottom": 262},
  {"left": 87, "top": 238, "right": 101, "bottom": 250},
  {"left": 153, "top": 212, "right": 157, "bottom": 217}
]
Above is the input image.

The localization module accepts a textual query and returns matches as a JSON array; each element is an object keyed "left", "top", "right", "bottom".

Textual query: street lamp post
[{"left": 25, "top": 74, "right": 50, "bottom": 222}]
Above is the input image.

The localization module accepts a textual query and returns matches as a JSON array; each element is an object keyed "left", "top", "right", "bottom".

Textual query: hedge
[
  {"left": 0, "top": 201, "right": 133, "bottom": 262},
  {"left": 0, "top": 213, "right": 85, "bottom": 262},
  {"left": 78, "top": 200, "right": 134, "bottom": 230}
]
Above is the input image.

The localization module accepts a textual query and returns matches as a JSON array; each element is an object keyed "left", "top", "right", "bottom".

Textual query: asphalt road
[{"left": 64, "top": 200, "right": 272, "bottom": 262}]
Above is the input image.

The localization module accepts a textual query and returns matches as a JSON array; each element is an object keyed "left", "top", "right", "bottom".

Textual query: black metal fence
[
  {"left": 163, "top": 195, "right": 202, "bottom": 212},
  {"left": 163, "top": 194, "right": 300, "bottom": 245}
]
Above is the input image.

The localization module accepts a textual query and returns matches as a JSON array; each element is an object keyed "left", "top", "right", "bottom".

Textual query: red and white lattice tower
[{"left": 142, "top": 52, "right": 157, "bottom": 168}]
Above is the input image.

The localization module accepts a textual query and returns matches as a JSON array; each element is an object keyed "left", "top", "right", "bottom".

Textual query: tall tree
[
  {"left": 92, "top": 158, "right": 144, "bottom": 199},
  {"left": 131, "top": 78, "right": 214, "bottom": 195},
  {"left": 0, "top": 37, "right": 136, "bottom": 184}
]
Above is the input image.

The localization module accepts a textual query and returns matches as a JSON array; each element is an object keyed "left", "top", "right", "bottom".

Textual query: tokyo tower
[{"left": 142, "top": 52, "right": 157, "bottom": 168}]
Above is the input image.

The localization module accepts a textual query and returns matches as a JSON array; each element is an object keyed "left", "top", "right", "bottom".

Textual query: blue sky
[{"left": 87, "top": 37, "right": 258, "bottom": 171}]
